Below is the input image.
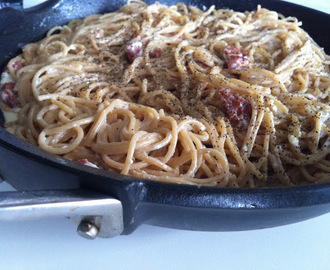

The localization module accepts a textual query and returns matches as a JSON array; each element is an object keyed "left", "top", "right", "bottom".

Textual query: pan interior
[{"left": 0, "top": 0, "right": 330, "bottom": 186}]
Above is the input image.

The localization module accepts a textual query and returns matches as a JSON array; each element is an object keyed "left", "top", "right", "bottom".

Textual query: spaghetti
[{"left": 1, "top": 1, "right": 329, "bottom": 187}]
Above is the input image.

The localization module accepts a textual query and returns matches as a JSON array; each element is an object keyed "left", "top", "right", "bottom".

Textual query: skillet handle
[{"left": 0, "top": 189, "right": 124, "bottom": 239}]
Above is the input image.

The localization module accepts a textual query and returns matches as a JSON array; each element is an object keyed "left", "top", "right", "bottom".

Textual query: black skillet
[{"left": 0, "top": 0, "right": 330, "bottom": 237}]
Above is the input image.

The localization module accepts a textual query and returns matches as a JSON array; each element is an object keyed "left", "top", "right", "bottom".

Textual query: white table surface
[{"left": 1, "top": 1, "right": 330, "bottom": 269}]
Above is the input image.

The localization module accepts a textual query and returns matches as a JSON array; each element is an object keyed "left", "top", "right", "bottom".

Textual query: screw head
[{"left": 77, "top": 221, "right": 99, "bottom": 240}]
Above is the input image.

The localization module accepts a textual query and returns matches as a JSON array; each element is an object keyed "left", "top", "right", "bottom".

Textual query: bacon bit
[
  {"left": 177, "top": 35, "right": 186, "bottom": 41},
  {"left": 0, "top": 82, "right": 20, "bottom": 108},
  {"left": 77, "top": 159, "right": 99, "bottom": 169},
  {"left": 196, "top": 60, "right": 209, "bottom": 69},
  {"left": 165, "top": 34, "right": 186, "bottom": 45},
  {"left": 149, "top": 47, "right": 162, "bottom": 58},
  {"left": 219, "top": 88, "right": 252, "bottom": 130},
  {"left": 185, "top": 60, "right": 209, "bottom": 74},
  {"left": 12, "top": 60, "right": 24, "bottom": 72},
  {"left": 223, "top": 45, "right": 249, "bottom": 70},
  {"left": 166, "top": 32, "right": 176, "bottom": 37},
  {"left": 165, "top": 33, "right": 185, "bottom": 40},
  {"left": 125, "top": 40, "right": 144, "bottom": 63},
  {"left": 94, "top": 29, "right": 101, "bottom": 38}
]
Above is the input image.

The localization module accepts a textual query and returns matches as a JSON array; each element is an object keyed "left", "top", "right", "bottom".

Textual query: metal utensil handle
[
  {"left": 0, "top": 0, "right": 59, "bottom": 10},
  {"left": 0, "top": 0, "right": 22, "bottom": 10},
  {"left": 0, "top": 189, "right": 124, "bottom": 239}
]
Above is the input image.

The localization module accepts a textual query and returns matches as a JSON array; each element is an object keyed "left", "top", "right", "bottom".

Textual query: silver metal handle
[
  {"left": 0, "top": 0, "right": 58, "bottom": 10},
  {"left": 0, "top": 189, "right": 124, "bottom": 239},
  {"left": 0, "top": 0, "right": 22, "bottom": 9}
]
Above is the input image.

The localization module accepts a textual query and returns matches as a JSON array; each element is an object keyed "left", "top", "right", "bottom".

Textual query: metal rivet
[{"left": 77, "top": 220, "right": 99, "bottom": 240}]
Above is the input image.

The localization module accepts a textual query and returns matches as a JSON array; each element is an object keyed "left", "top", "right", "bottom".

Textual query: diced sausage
[
  {"left": 223, "top": 45, "right": 249, "bottom": 70},
  {"left": 0, "top": 82, "right": 20, "bottom": 108},
  {"left": 219, "top": 88, "right": 252, "bottom": 130}
]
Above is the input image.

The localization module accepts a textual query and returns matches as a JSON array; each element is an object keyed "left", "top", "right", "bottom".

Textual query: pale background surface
[{"left": 1, "top": 1, "right": 330, "bottom": 269}]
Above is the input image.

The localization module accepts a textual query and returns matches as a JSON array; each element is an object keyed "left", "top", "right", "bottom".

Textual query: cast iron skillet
[{"left": 0, "top": 0, "right": 330, "bottom": 235}]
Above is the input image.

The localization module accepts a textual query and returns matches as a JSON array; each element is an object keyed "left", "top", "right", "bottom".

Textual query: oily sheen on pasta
[{"left": 1, "top": 1, "right": 329, "bottom": 187}]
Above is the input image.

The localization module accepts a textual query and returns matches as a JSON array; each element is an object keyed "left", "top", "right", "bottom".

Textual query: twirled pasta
[{"left": 1, "top": 1, "right": 329, "bottom": 187}]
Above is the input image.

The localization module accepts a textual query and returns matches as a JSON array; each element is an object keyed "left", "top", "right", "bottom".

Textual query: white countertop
[{"left": 1, "top": 1, "right": 330, "bottom": 269}]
